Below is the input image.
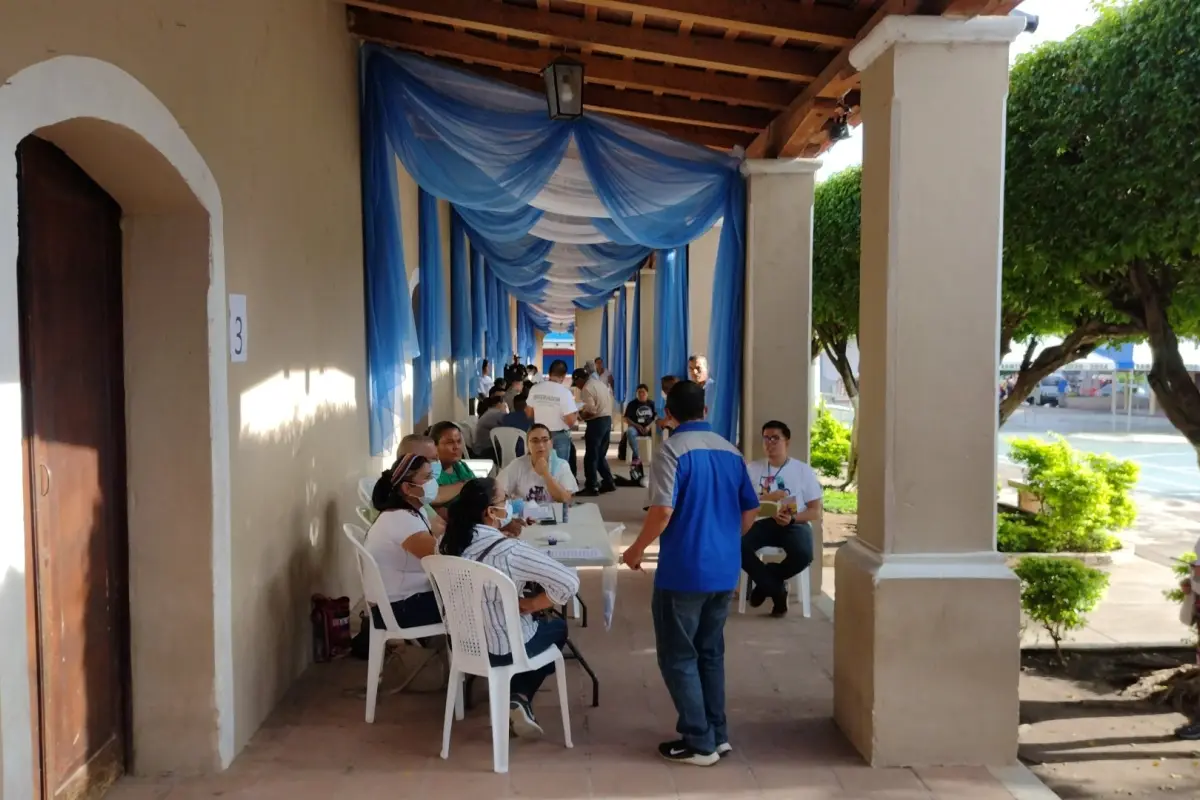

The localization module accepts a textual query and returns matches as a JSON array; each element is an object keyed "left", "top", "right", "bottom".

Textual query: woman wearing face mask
[
  {"left": 363, "top": 453, "right": 443, "bottom": 629},
  {"left": 439, "top": 478, "right": 580, "bottom": 738}
]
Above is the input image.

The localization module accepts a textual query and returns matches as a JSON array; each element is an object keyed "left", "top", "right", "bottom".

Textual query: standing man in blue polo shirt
[{"left": 621, "top": 380, "right": 760, "bottom": 766}]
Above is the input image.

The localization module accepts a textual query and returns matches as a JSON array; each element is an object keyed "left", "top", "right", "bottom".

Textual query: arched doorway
[{"left": 0, "top": 56, "right": 234, "bottom": 798}]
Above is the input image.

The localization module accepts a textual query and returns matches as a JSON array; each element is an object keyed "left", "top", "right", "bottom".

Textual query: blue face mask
[
  {"left": 430, "top": 461, "right": 442, "bottom": 481},
  {"left": 491, "top": 500, "right": 513, "bottom": 528},
  {"left": 423, "top": 477, "right": 438, "bottom": 504}
]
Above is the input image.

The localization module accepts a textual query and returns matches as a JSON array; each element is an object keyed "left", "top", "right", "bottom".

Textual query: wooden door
[{"left": 18, "top": 136, "right": 130, "bottom": 800}]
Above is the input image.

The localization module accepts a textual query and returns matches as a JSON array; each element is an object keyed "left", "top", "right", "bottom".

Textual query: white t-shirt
[
  {"left": 527, "top": 379, "right": 577, "bottom": 432},
  {"left": 479, "top": 374, "right": 495, "bottom": 396},
  {"left": 498, "top": 454, "right": 579, "bottom": 504},
  {"left": 746, "top": 458, "right": 823, "bottom": 506},
  {"left": 365, "top": 507, "right": 434, "bottom": 602}
]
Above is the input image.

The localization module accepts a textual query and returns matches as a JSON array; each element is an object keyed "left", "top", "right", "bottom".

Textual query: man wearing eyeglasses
[{"left": 742, "top": 420, "right": 822, "bottom": 617}]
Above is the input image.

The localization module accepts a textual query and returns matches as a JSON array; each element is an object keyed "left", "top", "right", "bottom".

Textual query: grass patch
[{"left": 823, "top": 487, "right": 857, "bottom": 515}]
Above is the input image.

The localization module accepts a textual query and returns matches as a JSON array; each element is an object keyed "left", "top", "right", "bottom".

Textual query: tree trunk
[
  {"left": 998, "top": 321, "right": 1140, "bottom": 426},
  {"left": 1129, "top": 262, "right": 1200, "bottom": 466},
  {"left": 822, "top": 339, "right": 860, "bottom": 488}
]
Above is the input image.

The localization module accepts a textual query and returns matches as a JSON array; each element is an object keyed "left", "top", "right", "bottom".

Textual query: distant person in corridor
[
  {"left": 742, "top": 420, "right": 821, "bottom": 617},
  {"left": 621, "top": 380, "right": 759, "bottom": 766}
]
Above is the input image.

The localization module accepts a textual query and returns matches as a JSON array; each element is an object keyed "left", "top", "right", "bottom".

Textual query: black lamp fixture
[
  {"left": 543, "top": 57, "right": 584, "bottom": 120},
  {"left": 828, "top": 110, "right": 851, "bottom": 142}
]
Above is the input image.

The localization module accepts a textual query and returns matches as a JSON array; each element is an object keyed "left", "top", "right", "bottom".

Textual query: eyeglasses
[
  {"left": 762, "top": 435, "right": 784, "bottom": 443},
  {"left": 528, "top": 437, "right": 551, "bottom": 446}
]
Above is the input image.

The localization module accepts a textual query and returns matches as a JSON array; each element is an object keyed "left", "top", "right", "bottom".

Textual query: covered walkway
[{"left": 108, "top": 492, "right": 1029, "bottom": 799}]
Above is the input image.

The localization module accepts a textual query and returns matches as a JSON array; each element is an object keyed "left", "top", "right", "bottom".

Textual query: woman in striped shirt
[{"left": 440, "top": 478, "right": 579, "bottom": 738}]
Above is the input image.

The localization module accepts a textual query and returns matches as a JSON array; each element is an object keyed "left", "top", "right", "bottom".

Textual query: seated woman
[
  {"left": 440, "top": 479, "right": 580, "bottom": 738},
  {"left": 497, "top": 423, "right": 578, "bottom": 506},
  {"left": 364, "top": 453, "right": 442, "bottom": 629}
]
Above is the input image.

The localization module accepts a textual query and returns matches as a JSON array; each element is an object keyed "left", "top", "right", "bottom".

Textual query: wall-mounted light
[
  {"left": 543, "top": 57, "right": 584, "bottom": 120},
  {"left": 829, "top": 111, "right": 851, "bottom": 142}
]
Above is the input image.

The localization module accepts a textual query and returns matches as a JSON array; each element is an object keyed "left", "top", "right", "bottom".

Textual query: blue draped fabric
[
  {"left": 361, "top": 52, "right": 420, "bottom": 454},
  {"left": 486, "top": 271, "right": 503, "bottom": 370},
  {"left": 470, "top": 247, "right": 487, "bottom": 393},
  {"left": 361, "top": 46, "right": 747, "bottom": 445},
  {"left": 599, "top": 303, "right": 610, "bottom": 370},
  {"left": 655, "top": 247, "right": 690, "bottom": 393},
  {"left": 629, "top": 276, "right": 642, "bottom": 405},
  {"left": 613, "top": 285, "right": 627, "bottom": 404},
  {"left": 706, "top": 183, "right": 747, "bottom": 444},
  {"left": 498, "top": 284, "right": 513, "bottom": 365},
  {"left": 450, "top": 210, "right": 472, "bottom": 402},
  {"left": 413, "top": 188, "right": 447, "bottom": 424}
]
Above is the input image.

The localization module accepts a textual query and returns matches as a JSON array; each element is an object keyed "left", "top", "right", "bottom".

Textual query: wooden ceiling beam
[
  {"left": 748, "top": 0, "right": 913, "bottom": 158},
  {"left": 350, "top": 13, "right": 806, "bottom": 108},
  {"left": 456, "top": 63, "right": 774, "bottom": 132},
  {"left": 555, "top": 0, "right": 870, "bottom": 48},
  {"left": 624, "top": 119, "right": 753, "bottom": 151},
  {"left": 344, "top": 0, "right": 831, "bottom": 81}
]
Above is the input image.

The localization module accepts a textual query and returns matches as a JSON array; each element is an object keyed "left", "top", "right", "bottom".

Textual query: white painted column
[
  {"left": 688, "top": 225, "right": 720, "bottom": 361},
  {"left": 740, "top": 159, "right": 820, "bottom": 462},
  {"left": 833, "top": 15, "right": 1026, "bottom": 769},
  {"left": 638, "top": 269, "right": 657, "bottom": 463},
  {"left": 574, "top": 307, "right": 603, "bottom": 370}
]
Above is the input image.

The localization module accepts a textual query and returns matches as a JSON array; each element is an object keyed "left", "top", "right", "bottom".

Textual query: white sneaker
[{"left": 716, "top": 742, "right": 733, "bottom": 757}]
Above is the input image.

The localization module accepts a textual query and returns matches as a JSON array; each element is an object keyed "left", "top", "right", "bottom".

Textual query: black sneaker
[
  {"left": 716, "top": 742, "right": 733, "bottom": 757},
  {"left": 509, "top": 698, "right": 544, "bottom": 739},
  {"left": 599, "top": 483, "right": 617, "bottom": 494},
  {"left": 658, "top": 739, "right": 719, "bottom": 766},
  {"left": 770, "top": 591, "right": 789, "bottom": 618},
  {"left": 1176, "top": 721, "right": 1200, "bottom": 740},
  {"left": 577, "top": 488, "right": 601, "bottom": 497},
  {"left": 748, "top": 582, "right": 768, "bottom": 609}
]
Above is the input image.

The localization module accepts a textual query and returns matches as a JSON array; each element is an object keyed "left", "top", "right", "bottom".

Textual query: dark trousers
[
  {"left": 489, "top": 617, "right": 568, "bottom": 703},
  {"left": 583, "top": 416, "right": 614, "bottom": 489},
  {"left": 371, "top": 590, "right": 442, "bottom": 630},
  {"left": 651, "top": 589, "right": 732, "bottom": 754},
  {"left": 741, "top": 520, "right": 814, "bottom": 598}
]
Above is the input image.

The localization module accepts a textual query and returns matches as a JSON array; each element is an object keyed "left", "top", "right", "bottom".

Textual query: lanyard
[{"left": 763, "top": 459, "right": 790, "bottom": 491}]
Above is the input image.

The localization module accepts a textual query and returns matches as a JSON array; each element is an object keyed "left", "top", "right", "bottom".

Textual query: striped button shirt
[{"left": 458, "top": 525, "right": 580, "bottom": 657}]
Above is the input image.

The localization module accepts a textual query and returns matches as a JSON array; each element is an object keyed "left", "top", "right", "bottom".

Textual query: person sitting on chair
[
  {"left": 498, "top": 423, "right": 578, "bottom": 505},
  {"left": 741, "top": 420, "right": 822, "bottom": 617},
  {"left": 439, "top": 478, "right": 580, "bottom": 738},
  {"left": 472, "top": 396, "right": 509, "bottom": 461},
  {"left": 364, "top": 453, "right": 443, "bottom": 629},
  {"left": 373, "top": 434, "right": 448, "bottom": 536},
  {"left": 431, "top": 421, "right": 476, "bottom": 506},
  {"left": 623, "top": 384, "right": 656, "bottom": 465}
]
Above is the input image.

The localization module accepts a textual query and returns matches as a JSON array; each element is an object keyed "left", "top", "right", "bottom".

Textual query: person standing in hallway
[
  {"left": 621, "top": 381, "right": 759, "bottom": 766},
  {"left": 577, "top": 362, "right": 616, "bottom": 496},
  {"left": 742, "top": 420, "right": 821, "bottom": 617},
  {"left": 526, "top": 359, "right": 578, "bottom": 463},
  {"left": 688, "top": 355, "right": 714, "bottom": 416},
  {"left": 479, "top": 359, "right": 495, "bottom": 399}
]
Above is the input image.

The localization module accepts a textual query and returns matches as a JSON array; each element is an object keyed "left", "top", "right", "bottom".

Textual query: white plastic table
[{"left": 463, "top": 459, "right": 496, "bottom": 479}]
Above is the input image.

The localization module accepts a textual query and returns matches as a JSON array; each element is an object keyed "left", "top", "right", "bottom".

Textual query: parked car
[
  {"left": 1026, "top": 373, "right": 1067, "bottom": 407},
  {"left": 1098, "top": 382, "right": 1147, "bottom": 397}
]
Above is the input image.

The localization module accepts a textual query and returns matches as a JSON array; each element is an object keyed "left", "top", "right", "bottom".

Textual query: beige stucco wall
[
  {"left": 0, "top": 0, "right": 369, "bottom": 772},
  {"left": 688, "top": 226, "right": 720, "bottom": 358}
]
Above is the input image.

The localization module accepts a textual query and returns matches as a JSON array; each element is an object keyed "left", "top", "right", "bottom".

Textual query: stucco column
[
  {"left": 688, "top": 226, "right": 720, "bottom": 361},
  {"left": 638, "top": 269, "right": 657, "bottom": 463},
  {"left": 740, "top": 158, "right": 820, "bottom": 462},
  {"left": 533, "top": 329, "right": 545, "bottom": 373},
  {"left": 574, "top": 307, "right": 603, "bottom": 368},
  {"left": 833, "top": 15, "right": 1026, "bottom": 768}
]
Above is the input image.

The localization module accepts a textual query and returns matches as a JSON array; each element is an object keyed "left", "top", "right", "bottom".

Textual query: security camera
[{"left": 1011, "top": 9, "right": 1039, "bottom": 34}]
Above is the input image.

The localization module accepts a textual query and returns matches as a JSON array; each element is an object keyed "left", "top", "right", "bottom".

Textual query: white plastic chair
[
  {"left": 358, "top": 476, "right": 376, "bottom": 506},
  {"left": 422, "top": 554, "right": 572, "bottom": 774},
  {"left": 455, "top": 419, "right": 477, "bottom": 452},
  {"left": 490, "top": 427, "right": 527, "bottom": 468},
  {"left": 738, "top": 548, "right": 812, "bottom": 618},
  {"left": 356, "top": 505, "right": 377, "bottom": 530},
  {"left": 341, "top": 523, "right": 447, "bottom": 722}
]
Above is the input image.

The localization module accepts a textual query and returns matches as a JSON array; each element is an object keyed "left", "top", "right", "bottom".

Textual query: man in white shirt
[
  {"left": 525, "top": 358, "right": 578, "bottom": 463},
  {"left": 742, "top": 419, "right": 822, "bottom": 617},
  {"left": 578, "top": 362, "right": 616, "bottom": 496},
  {"left": 479, "top": 359, "right": 495, "bottom": 399}
]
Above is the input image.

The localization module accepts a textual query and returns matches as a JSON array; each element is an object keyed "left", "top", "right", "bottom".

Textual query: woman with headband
[{"left": 364, "top": 453, "right": 443, "bottom": 629}]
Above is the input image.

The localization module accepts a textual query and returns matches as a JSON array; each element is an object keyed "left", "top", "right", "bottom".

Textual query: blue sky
[{"left": 815, "top": 0, "right": 1101, "bottom": 181}]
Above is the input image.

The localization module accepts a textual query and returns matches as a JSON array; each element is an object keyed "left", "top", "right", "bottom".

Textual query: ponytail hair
[{"left": 440, "top": 478, "right": 497, "bottom": 556}]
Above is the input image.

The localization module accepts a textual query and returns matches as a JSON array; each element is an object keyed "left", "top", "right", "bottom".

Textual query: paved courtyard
[{"left": 108, "top": 548, "right": 1035, "bottom": 799}]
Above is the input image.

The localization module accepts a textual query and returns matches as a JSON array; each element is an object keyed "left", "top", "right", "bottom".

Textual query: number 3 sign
[{"left": 228, "top": 294, "right": 247, "bottom": 363}]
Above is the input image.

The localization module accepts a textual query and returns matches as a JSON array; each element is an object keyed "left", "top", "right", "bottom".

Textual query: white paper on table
[
  {"left": 523, "top": 500, "right": 554, "bottom": 522},
  {"left": 601, "top": 566, "right": 618, "bottom": 630}
]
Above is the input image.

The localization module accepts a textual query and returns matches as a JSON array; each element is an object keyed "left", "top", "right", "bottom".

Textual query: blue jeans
[
  {"left": 551, "top": 429, "right": 572, "bottom": 462},
  {"left": 489, "top": 617, "right": 567, "bottom": 703},
  {"left": 583, "top": 416, "right": 614, "bottom": 489},
  {"left": 651, "top": 589, "right": 732, "bottom": 754},
  {"left": 623, "top": 426, "right": 643, "bottom": 462}
]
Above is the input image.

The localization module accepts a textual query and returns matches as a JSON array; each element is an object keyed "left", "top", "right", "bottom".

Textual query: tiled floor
[{"left": 109, "top": 563, "right": 1027, "bottom": 799}]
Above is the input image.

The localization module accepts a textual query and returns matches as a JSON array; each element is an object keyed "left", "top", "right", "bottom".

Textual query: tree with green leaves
[
  {"left": 812, "top": 166, "right": 861, "bottom": 485},
  {"left": 1004, "top": 0, "right": 1200, "bottom": 455}
]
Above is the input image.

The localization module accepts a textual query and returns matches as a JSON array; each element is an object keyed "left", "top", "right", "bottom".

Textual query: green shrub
[
  {"left": 1165, "top": 551, "right": 1197, "bottom": 605},
  {"left": 1014, "top": 556, "right": 1109, "bottom": 662},
  {"left": 810, "top": 405, "right": 851, "bottom": 479},
  {"left": 997, "top": 512, "right": 1050, "bottom": 553},
  {"left": 1003, "top": 436, "right": 1137, "bottom": 553},
  {"left": 822, "top": 488, "right": 857, "bottom": 515}
]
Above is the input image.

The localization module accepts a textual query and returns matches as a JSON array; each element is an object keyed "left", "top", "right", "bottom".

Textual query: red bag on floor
[{"left": 311, "top": 594, "right": 352, "bottom": 662}]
